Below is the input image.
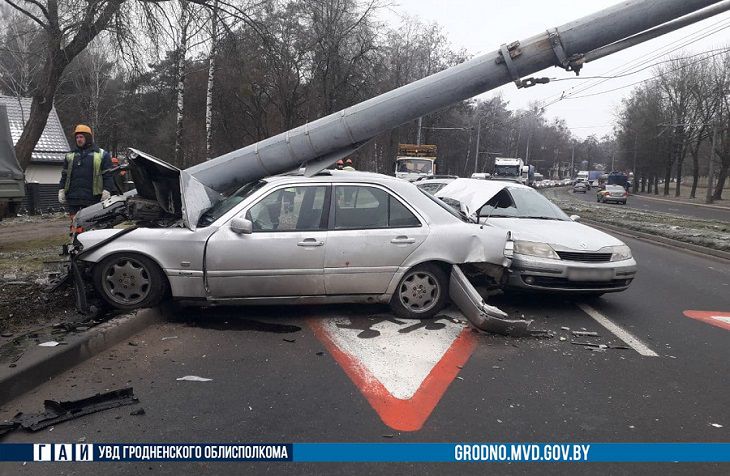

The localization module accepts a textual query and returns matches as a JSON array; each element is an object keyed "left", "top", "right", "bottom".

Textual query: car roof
[{"left": 265, "top": 170, "right": 410, "bottom": 186}]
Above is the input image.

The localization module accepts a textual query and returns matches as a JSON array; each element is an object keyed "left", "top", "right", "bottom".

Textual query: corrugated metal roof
[{"left": 0, "top": 95, "right": 69, "bottom": 164}]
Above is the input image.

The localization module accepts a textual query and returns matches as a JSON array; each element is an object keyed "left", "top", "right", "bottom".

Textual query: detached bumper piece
[
  {"left": 1, "top": 388, "right": 138, "bottom": 438},
  {"left": 450, "top": 265, "right": 537, "bottom": 337}
]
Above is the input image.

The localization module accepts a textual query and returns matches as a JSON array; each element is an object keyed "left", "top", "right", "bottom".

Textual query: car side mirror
[
  {"left": 570, "top": 215, "right": 580, "bottom": 222},
  {"left": 230, "top": 217, "right": 253, "bottom": 234}
]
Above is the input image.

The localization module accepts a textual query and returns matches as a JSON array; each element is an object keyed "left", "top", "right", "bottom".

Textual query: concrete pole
[{"left": 416, "top": 117, "right": 423, "bottom": 146}]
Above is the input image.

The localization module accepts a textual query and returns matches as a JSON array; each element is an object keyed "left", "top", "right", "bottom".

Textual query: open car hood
[
  {"left": 73, "top": 149, "right": 222, "bottom": 231},
  {"left": 127, "top": 149, "right": 221, "bottom": 230},
  {"left": 435, "top": 178, "right": 508, "bottom": 216}
]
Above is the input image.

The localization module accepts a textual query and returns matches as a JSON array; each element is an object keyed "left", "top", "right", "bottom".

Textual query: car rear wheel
[
  {"left": 93, "top": 253, "right": 168, "bottom": 310},
  {"left": 390, "top": 264, "right": 448, "bottom": 319}
]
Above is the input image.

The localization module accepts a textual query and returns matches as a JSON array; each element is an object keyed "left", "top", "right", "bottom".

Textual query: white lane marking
[
  {"left": 321, "top": 316, "right": 465, "bottom": 399},
  {"left": 576, "top": 303, "right": 659, "bottom": 357}
]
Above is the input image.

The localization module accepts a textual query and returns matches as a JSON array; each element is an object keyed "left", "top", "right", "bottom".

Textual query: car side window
[
  {"left": 334, "top": 186, "right": 420, "bottom": 229},
  {"left": 246, "top": 186, "right": 327, "bottom": 232},
  {"left": 389, "top": 195, "right": 420, "bottom": 227}
]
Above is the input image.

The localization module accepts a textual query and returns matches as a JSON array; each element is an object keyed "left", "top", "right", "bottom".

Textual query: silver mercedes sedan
[
  {"left": 73, "top": 171, "right": 514, "bottom": 319},
  {"left": 437, "top": 179, "right": 638, "bottom": 296}
]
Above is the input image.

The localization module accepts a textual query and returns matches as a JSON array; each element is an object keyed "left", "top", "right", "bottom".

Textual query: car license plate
[{"left": 567, "top": 269, "right": 613, "bottom": 281}]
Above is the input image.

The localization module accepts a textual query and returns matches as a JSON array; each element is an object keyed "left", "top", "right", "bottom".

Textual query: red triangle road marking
[
  {"left": 683, "top": 310, "right": 730, "bottom": 331},
  {"left": 309, "top": 316, "right": 476, "bottom": 432}
]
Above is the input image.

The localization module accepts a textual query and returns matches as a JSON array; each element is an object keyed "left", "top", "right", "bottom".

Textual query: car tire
[
  {"left": 390, "top": 264, "right": 448, "bottom": 319},
  {"left": 93, "top": 253, "right": 168, "bottom": 310}
]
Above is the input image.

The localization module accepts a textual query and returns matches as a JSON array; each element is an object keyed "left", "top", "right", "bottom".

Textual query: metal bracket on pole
[
  {"left": 497, "top": 41, "right": 552, "bottom": 89},
  {"left": 498, "top": 42, "right": 523, "bottom": 88},
  {"left": 548, "top": 28, "right": 582, "bottom": 75}
]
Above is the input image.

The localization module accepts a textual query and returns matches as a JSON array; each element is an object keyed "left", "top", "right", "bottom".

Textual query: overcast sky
[{"left": 379, "top": 0, "right": 730, "bottom": 139}]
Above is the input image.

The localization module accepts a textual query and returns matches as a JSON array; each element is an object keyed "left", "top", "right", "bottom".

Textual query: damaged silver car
[
  {"left": 71, "top": 163, "right": 513, "bottom": 319},
  {"left": 436, "top": 179, "right": 638, "bottom": 295}
]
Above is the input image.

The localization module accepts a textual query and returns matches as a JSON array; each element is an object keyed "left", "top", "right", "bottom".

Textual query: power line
[
  {"left": 553, "top": 17, "right": 730, "bottom": 100},
  {"left": 542, "top": 47, "right": 729, "bottom": 105},
  {"left": 540, "top": 16, "right": 730, "bottom": 104}
]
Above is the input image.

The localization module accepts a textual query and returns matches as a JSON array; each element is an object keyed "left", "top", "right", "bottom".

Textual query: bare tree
[{"left": 2, "top": 0, "right": 260, "bottom": 170}]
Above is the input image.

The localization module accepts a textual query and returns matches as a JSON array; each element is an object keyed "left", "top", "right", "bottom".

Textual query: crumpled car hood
[
  {"left": 484, "top": 218, "right": 625, "bottom": 251},
  {"left": 435, "top": 178, "right": 508, "bottom": 216}
]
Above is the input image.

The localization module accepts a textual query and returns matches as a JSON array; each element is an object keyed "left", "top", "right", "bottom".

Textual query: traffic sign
[
  {"left": 683, "top": 310, "right": 730, "bottom": 331},
  {"left": 310, "top": 314, "right": 476, "bottom": 431}
]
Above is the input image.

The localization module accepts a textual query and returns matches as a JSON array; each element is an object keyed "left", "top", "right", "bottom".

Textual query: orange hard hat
[
  {"left": 336, "top": 160, "right": 344, "bottom": 165},
  {"left": 74, "top": 124, "right": 92, "bottom": 135},
  {"left": 345, "top": 159, "right": 353, "bottom": 164}
]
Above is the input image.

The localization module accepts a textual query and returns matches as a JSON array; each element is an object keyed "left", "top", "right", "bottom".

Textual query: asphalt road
[
  {"left": 1, "top": 235, "right": 728, "bottom": 475},
  {"left": 568, "top": 187, "right": 730, "bottom": 222}
]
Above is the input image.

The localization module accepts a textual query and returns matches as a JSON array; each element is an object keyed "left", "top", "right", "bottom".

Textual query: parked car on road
[
  {"left": 436, "top": 179, "right": 637, "bottom": 295},
  {"left": 597, "top": 184, "right": 628, "bottom": 204},
  {"left": 74, "top": 171, "right": 514, "bottom": 319}
]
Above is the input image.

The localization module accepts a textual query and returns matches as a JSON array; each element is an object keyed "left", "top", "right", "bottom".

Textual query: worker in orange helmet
[
  {"left": 58, "top": 124, "right": 114, "bottom": 230},
  {"left": 336, "top": 159, "right": 344, "bottom": 170},
  {"left": 343, "top": 158, "right": 356, "bottom": 171}
]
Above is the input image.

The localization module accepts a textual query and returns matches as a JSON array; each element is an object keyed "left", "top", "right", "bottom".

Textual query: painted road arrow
[
  {"left": 683, "top": 310, "right": 730, "bottom": 331},
  {"left": 310, "top": 313, "right": 475, "bottom": 432}
]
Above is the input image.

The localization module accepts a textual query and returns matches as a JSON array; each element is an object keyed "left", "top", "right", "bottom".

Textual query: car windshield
[
  {"left": 198, "top": 180, "right": 267, "bottom": 227},
  {"left": 478, "top": 187, "right": 570, "bottom": 220},
  {"left": 494, "top": 165, "right": 520, "bottom": 177},
  {"left": 397, "top": 159, "right": 433, "bottom": 173}
]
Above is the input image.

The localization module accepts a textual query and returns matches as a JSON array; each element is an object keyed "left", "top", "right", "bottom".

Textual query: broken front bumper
[{"left": 506, "top": 254, "right": 637, "bottom": 293}]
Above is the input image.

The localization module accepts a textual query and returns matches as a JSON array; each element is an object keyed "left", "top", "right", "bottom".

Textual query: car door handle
[
  {"left": 297, "top": 238, "right": 324, "bottom": 247},
  {"left": 390, "top": 236, "right": 416, "bottom": 244}
]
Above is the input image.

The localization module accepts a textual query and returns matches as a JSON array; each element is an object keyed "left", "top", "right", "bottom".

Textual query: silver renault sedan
[
  {"left": 73, "top": 171, "right": 513, "bottom": 318},
  {"left": 437, "top": 179, "right": 637, "bottom": 296}
]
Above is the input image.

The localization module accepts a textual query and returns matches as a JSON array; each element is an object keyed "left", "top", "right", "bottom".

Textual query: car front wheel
[
  {"left": 93, "top": 253, "right": 168, "bottom": 310},
  {"left": 390, "top": 264, "right": 448, "bottom": 319}
]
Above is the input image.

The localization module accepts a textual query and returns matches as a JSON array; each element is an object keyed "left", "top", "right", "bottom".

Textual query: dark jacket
[{"left": 59, "top": 143, "right": 114, "bottom": 206}]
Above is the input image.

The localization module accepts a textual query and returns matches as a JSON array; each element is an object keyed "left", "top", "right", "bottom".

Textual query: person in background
[
  {"left": 343, "top": 158, "right": 356, "bottom": 171},
  {"left": 58, "top": 124, "right": 114, "bottom": 225}
]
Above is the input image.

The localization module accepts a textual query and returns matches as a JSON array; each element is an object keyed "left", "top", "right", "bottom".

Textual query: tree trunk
[
  {"left": 713, "top": 163, "right": 728, "bottom": 200},
  {"left": 205, "top": 0, "right": 218, "bottom": 160},
  {"left": 14, "top": 47, "right": 68, "bottom": 170},
  {"left": 675, "top": 160, "right": 682, "bottom": 197},
  {"left": 174, "top": 3, "right": 190, "bottom": 168},
  {"left": 654, "top": 176, "right": 659, "bottom": 195},
  {"left": 663, "top": 165, "right": 671, "bottom": 196}
]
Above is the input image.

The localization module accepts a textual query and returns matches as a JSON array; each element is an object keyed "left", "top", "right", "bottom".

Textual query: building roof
[{"left": 0, "top": 95, "right": 69, "bottom": 164}]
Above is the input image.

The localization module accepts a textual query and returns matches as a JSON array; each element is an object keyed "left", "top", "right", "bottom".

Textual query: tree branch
[
  {"left": 4, "top": 0, "right": 49, "bottom": 29},
  {"left": 62, "top": 0, "right": 125, "bottom": 60}
]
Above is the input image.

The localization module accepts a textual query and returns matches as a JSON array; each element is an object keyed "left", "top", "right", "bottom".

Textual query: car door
[
  {"left": 324, "top": 184, "right": 428, "bottom": 295},
  {"left": 205, "top": 184, "right": 330, "bottom": 298}
]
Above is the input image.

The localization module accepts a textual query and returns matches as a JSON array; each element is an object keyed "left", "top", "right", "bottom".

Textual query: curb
[
  {"left": 0, "top": 308, "right": 163, "bottom": 407},
  {"left": 582, "top": 219, "right": 730, "bottom": 262}
]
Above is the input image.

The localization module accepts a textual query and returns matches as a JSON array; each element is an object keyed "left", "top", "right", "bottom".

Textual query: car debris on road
[{"left": 0, "top": 388, "right": 138, "bottom": 438}]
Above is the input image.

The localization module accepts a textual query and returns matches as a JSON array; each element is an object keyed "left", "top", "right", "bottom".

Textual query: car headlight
[
  {"left": 514, "top": 240, "right": 559, "bottom": 259},
  {"left": 603, "top": 244, "right": 632, "bottom": 261}
]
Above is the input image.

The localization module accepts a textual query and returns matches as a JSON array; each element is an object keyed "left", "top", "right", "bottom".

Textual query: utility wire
[{"left": 540, "top": 16, "right": 730, "bottom": 104}]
